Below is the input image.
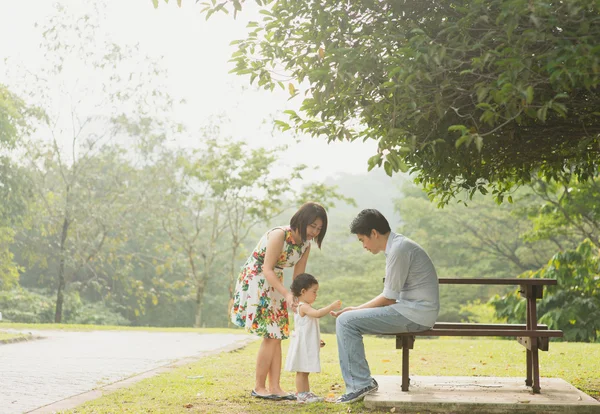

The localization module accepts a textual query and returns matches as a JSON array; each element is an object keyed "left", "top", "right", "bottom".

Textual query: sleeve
[{"left": 382, "top": 241, "right": 412, "bottom": 300}]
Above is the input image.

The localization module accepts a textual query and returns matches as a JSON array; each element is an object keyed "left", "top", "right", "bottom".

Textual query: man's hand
[{"left": 330, "top": 306, "right": 358, "bottom": 318}]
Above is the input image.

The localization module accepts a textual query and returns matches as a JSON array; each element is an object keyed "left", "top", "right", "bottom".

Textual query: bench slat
[
  {"left": 398, "top": 329, "right": 563, "bottom": 337},
  {"left": 433, "top": 322, "right": 548, "bottom": 330},
  {"left": 439, "top": 278, "right": 557, "bottom": 285}
]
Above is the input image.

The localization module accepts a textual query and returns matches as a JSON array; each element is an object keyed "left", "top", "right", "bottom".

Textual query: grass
[
  {"left": 63, "top": 334, "right": 600, "bottom": 414},
  {"left": 0, "top": 330, "right": 32, "bottom": 342}
]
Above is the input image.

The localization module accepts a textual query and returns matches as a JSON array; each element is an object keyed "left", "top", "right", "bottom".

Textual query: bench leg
[
  {"left": 532, "top": 344, "right": 541, "bottom": 393},
  {"left": 525, "top": 350, "right": 533, "bottom": 386},
  {"left": 402, "top": 336, "right": 410, "bottom": 391}
]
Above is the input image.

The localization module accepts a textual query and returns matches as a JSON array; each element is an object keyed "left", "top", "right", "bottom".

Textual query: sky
[{"left": 0, "top": 0, "right": 378, "bottom": 182}]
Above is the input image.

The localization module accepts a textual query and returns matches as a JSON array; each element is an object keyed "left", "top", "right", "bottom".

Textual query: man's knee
[{"left": 336, "top": 311, "right": 353, "bottom": 330}]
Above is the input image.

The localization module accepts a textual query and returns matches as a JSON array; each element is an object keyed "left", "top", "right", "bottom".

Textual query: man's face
[{"left": 357, "top": 231, "right": 378, "bottom": 254}]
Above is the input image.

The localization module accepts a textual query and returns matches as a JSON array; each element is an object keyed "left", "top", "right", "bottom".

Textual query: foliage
[
  {"left": 524, "top": 172, "right": 600, "bottom": 249},
  {"left": 0, "top": 87, "right": 33, "bottom": 290},
  {"left": 195, "top": 0, "right": 600, "bottom": 205},
  {"left": 491, "top": 239, "right": 600, "bottom": 342},
  {"left": 8, "top": 2, "right": 180, "bottom": 323},
  {"left": 459, "top": 299, "right": 508, "bottom": 324},
  {"left": 0, "top": 228, "right": 20, "bottom": 291},
  {"left": 0, "top": 84, "right": 28, "bottom": 148},
  {"left": 0, "top": 288, "right": 126, "bottom": 325},
  {"left": 68, "top": 302, "right": 130, "bottom": 326}
]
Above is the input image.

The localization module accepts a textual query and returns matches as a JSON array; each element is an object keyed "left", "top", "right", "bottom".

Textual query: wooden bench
[{"left": 389, "top": 278, "right": 564, "bottom": 394}]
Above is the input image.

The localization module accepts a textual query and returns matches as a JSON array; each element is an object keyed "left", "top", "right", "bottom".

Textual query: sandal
[
  {"left": 277, "top": 393, "right": 297, "bottom": 401},
  {"left": 250, "top": 390, "right": 281, "bottom": 400}
]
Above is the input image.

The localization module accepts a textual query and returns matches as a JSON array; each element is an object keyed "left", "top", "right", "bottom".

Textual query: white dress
[{"left": 285, "top": 302, "right": 321, "bottom": 373}]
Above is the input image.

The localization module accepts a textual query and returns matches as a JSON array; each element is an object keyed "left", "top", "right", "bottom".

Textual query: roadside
[{"left": 0, "top": 328, "right": 255, "bottom": 414}]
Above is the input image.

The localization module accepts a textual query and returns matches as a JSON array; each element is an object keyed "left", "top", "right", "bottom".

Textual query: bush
[{"left": 0, "top": 288, "right": 130, "bottom": 325}]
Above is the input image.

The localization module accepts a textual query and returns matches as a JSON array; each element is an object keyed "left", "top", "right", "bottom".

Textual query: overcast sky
[{"left": 0, "top": 0, "right": 377, "bottom": 182}]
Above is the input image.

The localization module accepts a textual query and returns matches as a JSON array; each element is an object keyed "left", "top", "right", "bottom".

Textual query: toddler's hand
[{"left": 331, "top": 300, "right": 342, "bottom": 311}]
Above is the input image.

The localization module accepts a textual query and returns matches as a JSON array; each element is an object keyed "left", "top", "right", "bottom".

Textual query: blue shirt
[{"left": 383, "top": 232, "right": 440, "bottom": 327}]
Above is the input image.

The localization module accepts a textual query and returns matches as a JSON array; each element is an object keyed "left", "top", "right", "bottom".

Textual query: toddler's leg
[{"left": 295, "top": 372, "right": 310, "bottom": 393}]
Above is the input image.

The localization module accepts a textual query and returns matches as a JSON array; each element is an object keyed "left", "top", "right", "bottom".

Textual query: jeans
[{"left": 336, "top": 306, "right": 430, "bottom": 393}]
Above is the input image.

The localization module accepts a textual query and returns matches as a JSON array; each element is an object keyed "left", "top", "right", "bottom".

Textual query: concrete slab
[{"left": 365, "top": 375, "right": 600, "bottom": 413}]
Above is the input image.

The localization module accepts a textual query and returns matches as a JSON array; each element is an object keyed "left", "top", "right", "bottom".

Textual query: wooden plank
[
  {"left": 394, "top": 329, "right": 563, "bottom": 337},
  {"left": 439, "top": 278, "right": 557, "bottom": 286},
  {"left": 433, "top": 322, "right": 548, "bottom": 330}
]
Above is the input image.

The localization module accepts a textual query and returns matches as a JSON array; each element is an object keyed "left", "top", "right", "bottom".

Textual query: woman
[{"left": 231, "top": 201, "right": 328, "bottom": 400}]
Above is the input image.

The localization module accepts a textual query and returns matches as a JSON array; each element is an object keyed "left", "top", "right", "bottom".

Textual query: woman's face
[{"left": 306, "top": 218, "right": 323, "bottom": 242}]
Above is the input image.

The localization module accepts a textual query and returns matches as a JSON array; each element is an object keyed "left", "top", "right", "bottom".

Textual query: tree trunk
[
  {"left": 194, "top": 282, "right": 204, "bottom": 328},
  {"left": 54, "top": 216, "right": 70, "bottom": 323}
]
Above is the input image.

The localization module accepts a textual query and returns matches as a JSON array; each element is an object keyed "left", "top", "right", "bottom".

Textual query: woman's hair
[
  {"left": 350, "top": 208, "right": 391, "bottom": 236},
  {"left": 290, "top": 201, "right": 328, "bottom": 248},
  {"left": 290, "top": 273, "right": 319, "bottom": 297}
]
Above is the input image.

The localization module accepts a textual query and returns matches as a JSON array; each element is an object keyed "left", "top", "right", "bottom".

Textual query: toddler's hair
[{"left": 290, "top": 273, "right": 319, "bottom": 297}]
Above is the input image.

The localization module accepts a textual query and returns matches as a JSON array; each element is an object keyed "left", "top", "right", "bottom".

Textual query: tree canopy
[{"left": 185, "top": 0, "right": 600, "bottom": 204}]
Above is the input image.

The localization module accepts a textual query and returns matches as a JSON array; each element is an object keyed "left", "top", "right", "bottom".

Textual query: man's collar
[{"left": 384, "top": 231, "right": 396, "bottom": 255}]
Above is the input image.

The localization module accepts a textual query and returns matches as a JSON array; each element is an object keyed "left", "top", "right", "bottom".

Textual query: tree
[
  {"left": 11, "top": 3, "right": 176, "bottom": 322},
  {"left": 0, "top": 85, "right": 35, "bottom": 290},
  {"left": 174, "top": 0, "right": 600, "bottom": 205},
  {"left": 524, "top": 172, "right": 600, "bottom": 249},
  {"left": 491, "top": 239, "right": 600, "bottom": 342},
  {"left": 169, "top": 123, "right": 354, "bottom": 327}
]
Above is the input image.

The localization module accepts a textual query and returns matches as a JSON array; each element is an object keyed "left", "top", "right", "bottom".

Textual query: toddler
[{"left": 284, "top": 273, "right": 341, "bottom": 403}]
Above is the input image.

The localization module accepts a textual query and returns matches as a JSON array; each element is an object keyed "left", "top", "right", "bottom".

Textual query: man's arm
[
  {"left": 357, "top": 294, "right": 397, "bottom": 309},
  {"left": 331, "top": 238, "right": 412, "bottom": 317}
]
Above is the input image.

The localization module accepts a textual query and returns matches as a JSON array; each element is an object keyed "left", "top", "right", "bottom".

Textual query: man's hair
[
  {"left": 350, "top": 209, "right": 391, "bottom": 236},
  {"left": 290, "top": 201, "right": 328, "bottom": 248},
  {"left": 290, "top": 273, "right": 319, "bottom": 297}
]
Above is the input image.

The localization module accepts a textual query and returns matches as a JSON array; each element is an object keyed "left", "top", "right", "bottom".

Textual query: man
[{"left": 331, "top": 209, "right": 440, "bottom": 403}]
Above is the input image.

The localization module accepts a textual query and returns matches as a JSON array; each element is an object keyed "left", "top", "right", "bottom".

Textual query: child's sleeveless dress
[
  {"left": 284, "top": 302, "right": 321, "bottom": 372},
  {"left": 231, "top": 226, "right": 309, "bottom": 339}
]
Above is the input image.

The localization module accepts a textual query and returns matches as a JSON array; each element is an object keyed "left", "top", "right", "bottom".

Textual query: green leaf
[
  {"left": 384, "top": 161, "right": 393, "bottom": 176},
  {"left": 474, "top": 135, "right": 483, "bottom": 152},
  {"left": 525, "top": 86, "right": 534, "bottom": 104}
]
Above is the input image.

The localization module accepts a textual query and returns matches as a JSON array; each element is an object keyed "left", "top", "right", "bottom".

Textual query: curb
[{"left": 27, "top": 335, "right": 259, "bottom": 413}]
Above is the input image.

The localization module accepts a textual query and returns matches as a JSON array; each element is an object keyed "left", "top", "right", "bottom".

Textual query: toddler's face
[{"left": 302, "top": 284, "right": 319, "bottom": 304}]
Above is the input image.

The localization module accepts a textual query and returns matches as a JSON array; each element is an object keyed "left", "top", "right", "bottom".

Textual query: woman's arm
[
  {"left": 262, "top": 229, "right": 294, "bottom": 306},
  {"left": 301, "top": 300, "right": 342, "bottom": 319},
  {"left": 292, "top": 243, "right": 311, "bottom": 279}
]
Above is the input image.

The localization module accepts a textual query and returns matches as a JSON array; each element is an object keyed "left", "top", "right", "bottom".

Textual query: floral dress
[{"left": 231, "top": 226, "right": 310, "bottom": 339}]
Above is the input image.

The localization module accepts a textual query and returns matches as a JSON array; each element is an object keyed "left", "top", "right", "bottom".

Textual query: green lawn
[{"left": 63, "top": 334, "right": 600, "bottom": 414}]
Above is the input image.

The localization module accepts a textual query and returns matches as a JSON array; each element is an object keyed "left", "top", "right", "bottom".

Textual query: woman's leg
[
  {"left": 267, "top": 339, "right": 289, "bottom": 395},
  {"left": 295, "top": 372, "right": 310, "bottom": 393},
  {"left": 255, "top": 337, "right": 279, "bottom": 394}
]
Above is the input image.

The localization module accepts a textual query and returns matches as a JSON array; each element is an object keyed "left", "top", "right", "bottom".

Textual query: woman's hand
[
  {"left": 320, "top": 339, "right": 326, "bottom": 348},
  {"left": 286, "top": 292, "right": 298, "bottom": 312},
  {"left": 330, "top": 306, "right": 357, "bottom": 318}
]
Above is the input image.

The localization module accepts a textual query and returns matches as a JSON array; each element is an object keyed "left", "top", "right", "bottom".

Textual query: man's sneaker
[
  {"left": 336, "top": 379, "right": 379, "bottom": 403},
  {"left": 296, "top": 391, "right": 324, "bottom": 403}
]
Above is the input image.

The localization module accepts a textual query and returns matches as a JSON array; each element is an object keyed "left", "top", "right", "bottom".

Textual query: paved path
[{"left": 0, "top": 330, "right": 253, "bottom": 414}]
